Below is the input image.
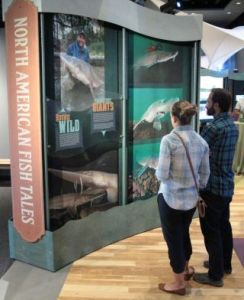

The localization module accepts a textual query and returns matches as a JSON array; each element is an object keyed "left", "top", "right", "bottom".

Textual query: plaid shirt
[
  {"left": 201, "top": 112, "right": 239, "bottom": 197},
  {"left": 156, "top": 125, "right": 210, "bottom": 210}
]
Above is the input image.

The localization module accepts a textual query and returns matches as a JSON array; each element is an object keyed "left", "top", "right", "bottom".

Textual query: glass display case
[
  {"left": 5, "top": 0, "right": 202, "bottom": 271},
  {"left": 41, "top": 14, "right": 198, "bottom": 231}
]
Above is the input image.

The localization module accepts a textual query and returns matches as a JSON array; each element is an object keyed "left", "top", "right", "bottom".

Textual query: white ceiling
[
  {"left": 183, "top": 0, "right": 244, "bottom": 28},
  {"left": 145, "top": 0, "right": 244, "bottom": 28}
]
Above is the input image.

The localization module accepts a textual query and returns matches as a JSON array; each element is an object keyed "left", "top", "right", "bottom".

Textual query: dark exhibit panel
[{"left": 42, "top": 14, "right": 123, "bottom": 231}]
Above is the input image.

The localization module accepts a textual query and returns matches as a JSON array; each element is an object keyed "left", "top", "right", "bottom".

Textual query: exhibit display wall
[{"left": 3, "top": 0, "right": 202, "bottom": 271}]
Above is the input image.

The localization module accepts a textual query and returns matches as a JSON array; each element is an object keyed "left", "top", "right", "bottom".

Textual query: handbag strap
[{"left": 173, "top": 131, "right": 199, "bottom": 192}]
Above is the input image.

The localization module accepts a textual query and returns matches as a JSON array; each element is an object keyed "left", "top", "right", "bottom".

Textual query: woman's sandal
[
  {"left": 184, "top": 266, "right": 195, "bottom": 281},
  {"left": 158, "top": 283, "right": 186, "bottom": 296}
]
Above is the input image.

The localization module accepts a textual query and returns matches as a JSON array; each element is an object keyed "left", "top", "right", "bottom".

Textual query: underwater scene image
[{"left": 127, "top": 31, "right": 191, "bottom": 201}]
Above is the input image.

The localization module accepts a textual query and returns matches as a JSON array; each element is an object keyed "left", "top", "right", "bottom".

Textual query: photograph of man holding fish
[{"left": 57, "top": 17, "right": 105, "bottom": 112}]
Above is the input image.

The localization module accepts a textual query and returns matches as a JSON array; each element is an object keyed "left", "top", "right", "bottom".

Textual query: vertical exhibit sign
[{"left": 5, "top": 0, "right": 45, "bottom": 242}]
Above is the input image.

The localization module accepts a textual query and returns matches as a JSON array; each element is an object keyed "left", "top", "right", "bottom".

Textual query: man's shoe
[
  {"left": 203, "top": 260, "right": 232, "bottom": 274},
  {"left": 224, "top": 269, "right": 232, "bottom": 275},
  {"left": 193, "top": 273, "right": 223, "bottom": 287},
  {"left": 203, "top": 260, "right": 209, "bottom": 269}
]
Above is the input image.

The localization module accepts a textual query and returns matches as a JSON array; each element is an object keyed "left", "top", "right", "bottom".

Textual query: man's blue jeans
[{"left": 199, "top": 190, "right": 233, "bottom": 280}]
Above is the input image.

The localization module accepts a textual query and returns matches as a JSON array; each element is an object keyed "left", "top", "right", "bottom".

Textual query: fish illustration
[
  {"left": 49, "top": 168, "right": 118, "bottom": 203},
  {"left": 134, "top": 50, "right": 178, "bottom": 69},
  {"left": 49, "top": 187, "right": 107, "bottom": 210},
  {"left": 60, "top": 52, "right": 103, "bottom": 99},
  {"left": 138, "top": 157, "right": 159, "bottom": 170},
  {"left": 133, "top": 98, "right": 179, "bottom": 130}
]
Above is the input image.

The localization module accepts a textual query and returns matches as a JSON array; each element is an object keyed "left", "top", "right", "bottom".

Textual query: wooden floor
[{"left": 58, "top": 176, "right": 244, "bottom": 300}]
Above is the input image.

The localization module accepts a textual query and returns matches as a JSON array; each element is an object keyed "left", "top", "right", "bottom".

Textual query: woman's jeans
[{"left": 157, "top": 193, "right": 196, "bottom": 274}]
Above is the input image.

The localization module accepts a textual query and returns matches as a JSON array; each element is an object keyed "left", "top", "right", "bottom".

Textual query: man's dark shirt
[{"left": 201, "top": 112, "right": 239, "bottom": 197}]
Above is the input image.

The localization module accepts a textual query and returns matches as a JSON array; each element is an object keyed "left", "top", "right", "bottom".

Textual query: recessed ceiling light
[
  {"left": 227, "top": 11, "right": 231, "bottom": 14},
  {"left": 176, "top": 1, "right": 181, "bottom": 8},
  {"left": 235, "top": 1, "right": 241, "bottom": 4}
]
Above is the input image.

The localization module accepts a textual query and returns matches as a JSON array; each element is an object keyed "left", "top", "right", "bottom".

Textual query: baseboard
[{"left": 8, "top": 197, "right": 161, "bottom": 271}]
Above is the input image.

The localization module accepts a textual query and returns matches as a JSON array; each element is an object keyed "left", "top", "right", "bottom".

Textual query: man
[
  {"left": 66, "top": 32, "right": 90, "bottom": 63},
  {"left": 193, "top": 88, "right": 239, "bottom": 287},
  {"left": 233, "top": 97, "right": 244, "bottom": 121}
]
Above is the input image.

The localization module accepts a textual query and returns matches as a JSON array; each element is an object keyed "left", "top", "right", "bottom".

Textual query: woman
[{"left": 156, "top": 100, "right": 210, "bottom": 295}]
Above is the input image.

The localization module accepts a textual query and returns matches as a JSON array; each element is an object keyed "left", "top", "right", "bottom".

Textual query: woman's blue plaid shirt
[{"left": 156, "top": 125, "right": 210, "bottom": 210}]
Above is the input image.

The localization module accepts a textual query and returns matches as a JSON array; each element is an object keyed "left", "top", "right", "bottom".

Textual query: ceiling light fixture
[{"left": 176, "top": 1, "right": 182, "bottom": 8}]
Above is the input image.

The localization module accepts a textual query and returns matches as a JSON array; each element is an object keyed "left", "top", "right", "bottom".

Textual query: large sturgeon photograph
[
  {"left": 134, "top": 49, "right": 178, "bottom": 69},
  {"left": 48, "top": 150, "right": 118, "bottom": 229},
  {"left": 132, "top": 98, "right": 178, "bottom": 140},
  {"left": 51, "top": 14, "right": 105, "bottom": 112},
  {"left": 130, "top": 42, "right": 182, "bottom": 85},
  {"left": 60, "top": 52, "right": 104, "bottom": 112}
]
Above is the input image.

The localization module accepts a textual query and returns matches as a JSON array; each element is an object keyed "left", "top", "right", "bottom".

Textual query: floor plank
[{"left": 58, "top": 176, "right": 244, "bottom": 299}]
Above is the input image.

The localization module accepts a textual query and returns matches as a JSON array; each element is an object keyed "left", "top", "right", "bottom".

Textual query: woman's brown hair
[{"left": 171, "top": 101, "right": 197, "bottom": 125}]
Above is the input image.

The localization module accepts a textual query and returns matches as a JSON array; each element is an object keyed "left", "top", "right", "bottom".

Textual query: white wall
[{"left": 0, "top": 28, "right": 10, "bottom": 159}]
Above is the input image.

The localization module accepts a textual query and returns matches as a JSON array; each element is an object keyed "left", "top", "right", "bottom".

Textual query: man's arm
[
  {"left": 201, "top": 123, "right": 216, "bottom": 147},
  {"left": 198, "top": 145, "right": 210, "bottom": 189}
]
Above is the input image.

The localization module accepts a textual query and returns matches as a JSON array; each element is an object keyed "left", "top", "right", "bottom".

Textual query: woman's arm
[{"left": 156, "top": 137, "right": 170, "bottom": 182}]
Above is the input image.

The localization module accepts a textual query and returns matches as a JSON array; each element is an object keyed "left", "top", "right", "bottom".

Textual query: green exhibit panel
[{"left": 3, "top": 0, "right": 202, "bottom": 271}]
